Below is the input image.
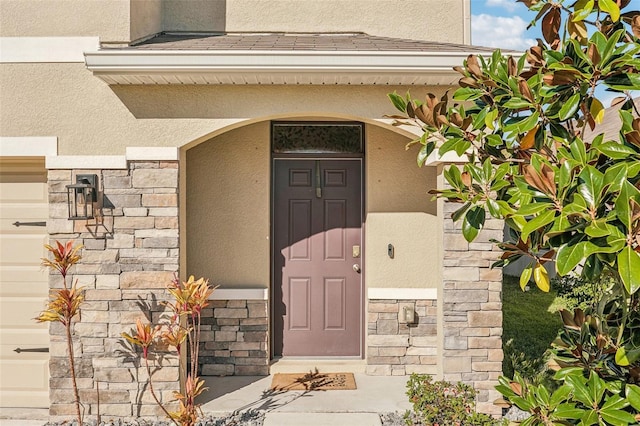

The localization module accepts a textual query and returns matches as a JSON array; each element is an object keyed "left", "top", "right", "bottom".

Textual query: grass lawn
[{"left": 502, "top": 274, "right": 563, "bottom": 380}]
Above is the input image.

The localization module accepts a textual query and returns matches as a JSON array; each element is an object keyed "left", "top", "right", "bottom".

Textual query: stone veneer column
[
  {"left": 442, "top": 200, "right": 503, "bottom": 416},
  {"left": 47, "top": 161, "right": 180, "bottom": 418}
]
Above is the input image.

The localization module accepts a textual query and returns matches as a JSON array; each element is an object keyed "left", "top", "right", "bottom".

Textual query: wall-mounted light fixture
[{"left": 66, "top": 174, "right": 98, "bottom": 220}]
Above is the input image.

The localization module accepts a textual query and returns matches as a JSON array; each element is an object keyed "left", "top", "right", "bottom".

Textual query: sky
[
  {"left": 470, "top": 0, "right": 636, "bottom": 106},
  {"left": 471, "top": 0, "right": 540, "bottom": 51}
]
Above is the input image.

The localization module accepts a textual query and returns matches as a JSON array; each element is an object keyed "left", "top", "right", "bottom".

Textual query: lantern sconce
[{"left": 66, "top": 174, "right": 98, "bottom": 220}]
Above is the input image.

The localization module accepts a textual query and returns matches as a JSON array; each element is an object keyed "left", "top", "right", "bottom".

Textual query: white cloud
[
  {"left": 486, "top": 0, "right": 519, "bottom": 12},
  {"left": 471, "top": 14, "right": 536, "bottom": 51}
]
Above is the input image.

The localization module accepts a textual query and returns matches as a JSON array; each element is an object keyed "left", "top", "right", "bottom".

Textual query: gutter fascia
[{"left": 85, "top": 49, "right": 474, "bottom": 75}]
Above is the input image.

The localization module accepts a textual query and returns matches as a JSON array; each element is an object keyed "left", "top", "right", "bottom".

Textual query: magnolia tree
[
  {"left": 389, "top": 0, "right": 640, "bottom": 422},
  {"left": 390, "top": 0, "right": 639, "bottom": 303}
]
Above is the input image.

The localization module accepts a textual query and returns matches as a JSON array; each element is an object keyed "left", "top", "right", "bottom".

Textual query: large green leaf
[
  {"left": 598, "top": 0, "right": 620, "bottom": 22},
  {"left": 627, "top": 384, "right": 640, "bottom": 411},
  {"left": 554, "top": 403, "right": 585, "bottom": 420},
  {"left": 615, "top": 346, "right": 640, "bottom": 366},
  {"left": 587, "top": 370, "right": 605, "bottom": 407},
  {"left": 520, "top": 265, "right": 533, "bottom": 291},
  {"left": 584, "top": 219, "right": 610, "bottom": 238},
  {"left": 517, "top": 202, "right": 554, "bottom": 216},
  {"left": 559, "top": 92, "right": 581, "bottom": 120},
  {"left": 506, "top": 110, "right": 540, "bottom": 134},
  {"left": 618, "top": 245, "right": 640, "bottom": 294},
  {"left": 570, "top": 138, "right": 588, "bottom": 166},
  {"left": 597, "top": 141, "right": 638, "bottom": 159},
  {"left": 388, "top": 92, "right": 407, "bottom": 112},
  {"left": 580, "top": 409, "right": 599, "bottom": 426},
  {"left": 572, "top": 0, "right": 594, "bottom": 21},
  {"left": 503, "top": 97, "right": 532, "bottom": 109},
  {"left": 615, "top": 181, "right": 640, "bottom": 230},
  {"left": 578, "top": 165, "right": 605, "bottom": 209},
  {"left": 461, "top": 205, "right": 485, "bottom": 242},
  {"left": 417, "top": 142, "right": 434, "bottom": 167},
  {"left": 550, "top": 385, "right": 573, "bottom": 407},
  {"left": 556, "top": 239, "right": 586, "bottom": 275},
  {"left": 603, "top": 163, "right": 628, "bottom": 194},
  {"left": 521, "top": 209, "right": 556, "bottom": 243},
  {"left": 600, "top": 395, "right": 635, "bottom": 425}
]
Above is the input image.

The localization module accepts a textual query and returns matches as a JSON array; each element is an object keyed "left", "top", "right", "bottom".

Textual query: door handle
[{"left": 353, "top": 264, "right": 361, "bottom": 273}]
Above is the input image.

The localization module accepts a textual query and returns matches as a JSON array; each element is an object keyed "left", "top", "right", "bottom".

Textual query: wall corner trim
[
  {"left": 0, "top": 136, "right": 58, "bottom": 156},
  {"left": 368, "top": 287, "right": 437, "bottom": 300},
  {"left": 209, "top": 288, "right": 269, "bottom": 301}
]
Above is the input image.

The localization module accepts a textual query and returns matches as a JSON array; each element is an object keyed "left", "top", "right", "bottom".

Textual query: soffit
[{"left": 84, "top": 32, "right": 515, "bottom": 86}]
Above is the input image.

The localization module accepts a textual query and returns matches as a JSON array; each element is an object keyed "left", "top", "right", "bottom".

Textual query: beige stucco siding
[
  {"left": 162, "top": 0, "right": 228, "bottom": 34},
  {"left": 0, "top": 62, "right": 447, "bottom": 155},
  {"left": 130, "top": 0, "right": 162, "bottom": 43},
  {"left": 185, "top": 122, "right": 439, "bottom": 290},
  {"left": 2, "top": 1, "right": 468, "bottom": 45},
  {"left": 165, "top": 0, "right": 468, "bottom": 43},
  {"left": 0, "top": 0, "right": 131, "bottom": 42},
  {"left": 185, "top": 122, "right": 271, "bottom": 288},
  {"left": 365, "top": 125, "right": 440, "bottom": 289}
]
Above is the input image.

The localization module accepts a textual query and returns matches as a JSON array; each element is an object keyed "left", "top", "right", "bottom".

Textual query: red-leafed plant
[
  {"left": 122, "top": 275, "right": 216, "bottom": 426},
  {"left": 36, "top": 241, "right": 84, "bottom": 425}
]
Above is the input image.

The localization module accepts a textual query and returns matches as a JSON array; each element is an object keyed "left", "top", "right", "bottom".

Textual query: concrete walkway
[
  {"left": 200, "top": 374, "right": 411, "bottom": 425},
  {"left": 0, "top": 374, "right": 411, "bottom": 426}
]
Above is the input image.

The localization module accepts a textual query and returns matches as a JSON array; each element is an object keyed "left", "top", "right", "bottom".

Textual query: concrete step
[
  {"left": 263, "top": 412, "right": 381, "bottom": 426},
  {"left": 269, "top": 358, "right": 367, "bottom": 374}
]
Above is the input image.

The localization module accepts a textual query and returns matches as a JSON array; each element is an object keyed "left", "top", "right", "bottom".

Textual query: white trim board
[
  {"left": 46, "top": 155, "right": 127, "bottom": 169},
  {"left": 209, "top": 288, "right": 268, "bottom": 301},
  {"left": 368, "top": 288, "right": 437, "bottom": 300},
  {"left": 46, "top": 147, "right": 180, "bottom": 169},
  {"left": 126, "top": 147, "right": 179, "bottom": 161},
  {"left": 0, "top": 137, "right": 58, "bottom": 156},
  {"left": 0, "top": 37, "right": 99, "bottom": 63}
]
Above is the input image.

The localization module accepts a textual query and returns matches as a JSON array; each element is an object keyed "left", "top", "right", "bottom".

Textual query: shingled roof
[{"left": 128, "top": 32, "right": 503, "bottom": 53}]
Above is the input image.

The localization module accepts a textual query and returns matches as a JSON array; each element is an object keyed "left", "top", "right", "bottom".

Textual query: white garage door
[{"left": 0, "top": 159, "right": 49, "bottom": 408}]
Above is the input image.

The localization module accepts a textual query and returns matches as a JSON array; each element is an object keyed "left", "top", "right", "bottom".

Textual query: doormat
[{"left": 270, "top": 371, "right": 357, "bottom": 391}]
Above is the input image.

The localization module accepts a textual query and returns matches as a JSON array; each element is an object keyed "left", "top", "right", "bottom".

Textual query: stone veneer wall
[
  {"left": 198, "top": 299, "right": 269, "bottom": 376},
  {"left": 47, "top": 161, "right": 181, "bottom": 418},
  {"left": 366, "top": 299, "right": 437, "bottom": 376},
  {"left": 442, "top": 200, "right": 503, "bottom": 416}
]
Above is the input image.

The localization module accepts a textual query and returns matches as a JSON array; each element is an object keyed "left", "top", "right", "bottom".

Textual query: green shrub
[
  {"left": 548, "top": 273, "right": 615, "bottom": 313},
  {"left": 404, "top": 374, "right": 504, "bottom": 426}
]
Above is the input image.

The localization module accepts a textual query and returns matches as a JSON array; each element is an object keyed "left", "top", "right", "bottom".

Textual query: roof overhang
[{"left": 84, "top": 49, "right": 475, "bottom": 85}]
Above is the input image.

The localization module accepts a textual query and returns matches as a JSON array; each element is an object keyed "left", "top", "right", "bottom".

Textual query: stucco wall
[
  {"left": 0, "top": 0, "right": 131, "bottom": 42},
  {"left": 162, "top": 0, "right": 227, "bottom": 33},
  {"left": 365, "top": 125, "right": 440, "bottom": 289},
  {"left": 185, "top": 122, "right": 271, "bottom": 288},
  {"left": 185, "top": 121, "right": 439, "bottom": 290},
  {"left": 164, "top": 0, "right": 468, "bottom": 42},
  {"left": 2, "top": 0, "right": 468, "bottom": 44},
  {"left": 0, "top": 61, "right": 445, "bottom": 155},
  {"left": 130, "top": 0, "right": 162, "bottom": 42}
]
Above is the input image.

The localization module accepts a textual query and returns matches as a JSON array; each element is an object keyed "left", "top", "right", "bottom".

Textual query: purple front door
[{"left": 273, "top": 159, "right": 363, "bottom": 356}]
